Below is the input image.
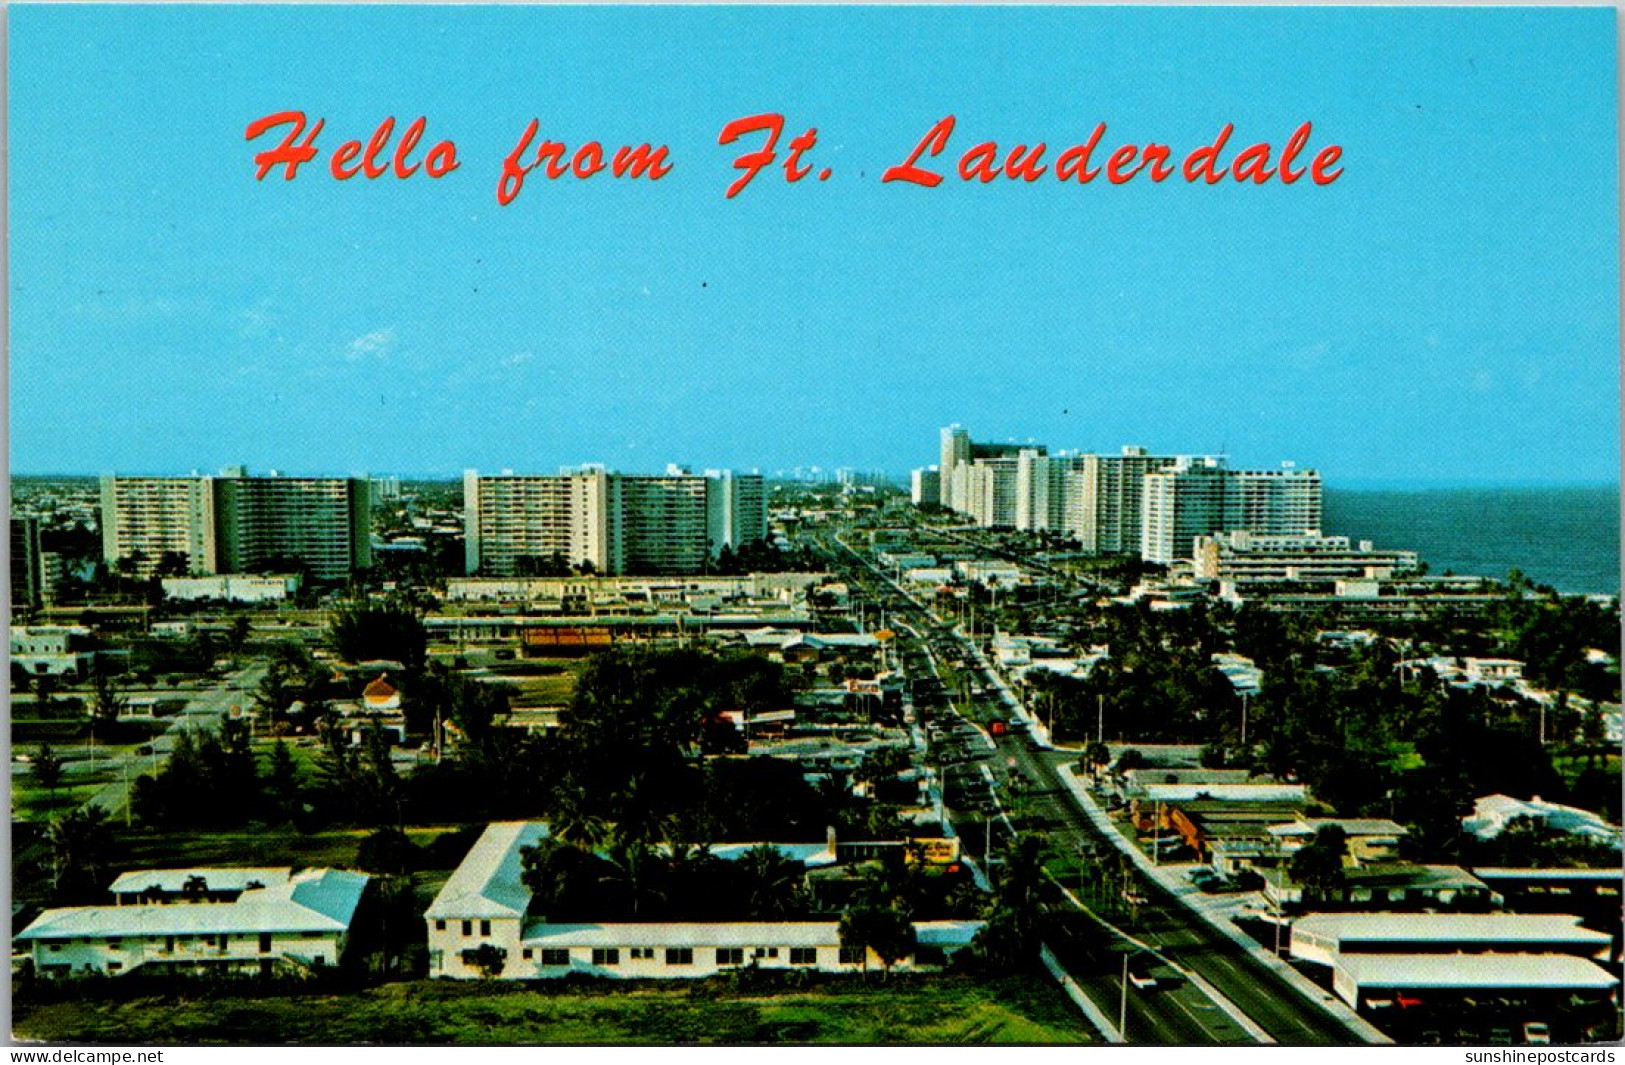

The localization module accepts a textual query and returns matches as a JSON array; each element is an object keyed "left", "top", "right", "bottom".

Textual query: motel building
[
  {"left": 16, "top": 868, "right": 370, "bottom": 978},
  {"left": 425, "top": 822, "right": 982, "bottom": 979},
  {"left": 1287, "top": 912, "right": 1619, "bottom": 1012}
]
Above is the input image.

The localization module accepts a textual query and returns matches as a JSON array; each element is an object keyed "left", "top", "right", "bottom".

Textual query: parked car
[
  {"left": 1489, "top": 1029, "right": 1514, "bottom": 1046},
  {"left": 1127, "top": 971, "right": 1158, "bottom": 990},
  {"left": 1523, "top": 1022, "right": 1551, "bottom": 1045}
]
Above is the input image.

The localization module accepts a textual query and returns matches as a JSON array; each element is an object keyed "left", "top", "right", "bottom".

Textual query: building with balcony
[{"left": 17, "top": 868, "right": 370, "bottom": 978}]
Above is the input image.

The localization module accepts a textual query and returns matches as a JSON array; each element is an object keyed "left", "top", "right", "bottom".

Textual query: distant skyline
[{"left": 9, "top": 6, "right": 1619, "bottom": 484}]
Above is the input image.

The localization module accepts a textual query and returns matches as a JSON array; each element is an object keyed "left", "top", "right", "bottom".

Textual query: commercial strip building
[
  {"left": 159, "top": 574, "right": 302, "bottom": 603},
  {"left": 425, "top": 822, "right": 981, "bottom": 980},
  {"left": 1287, "top": 913, "right": 1618, "bottom": 1010},
  {"left": 462, "top": 467, "right": 767, "bottom": 577},
  {"left": 100, "top": 469, "right": 372, "bottom": 580},
  {"left": 17, "top": 868, "right": 371, "bottom": 978}
]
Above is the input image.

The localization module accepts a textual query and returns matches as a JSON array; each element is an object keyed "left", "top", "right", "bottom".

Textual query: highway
[
  {"left": 818, "top": 525, "right": 1371, "bottom": 1045},
  {"left": 81, "top": 662, "right": 268, "bottom": 821}
]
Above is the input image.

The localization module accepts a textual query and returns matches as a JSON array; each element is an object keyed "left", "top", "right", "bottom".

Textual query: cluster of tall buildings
[
  {"left": 463, "top": 466, "right": 766, "bottom": 576},
  {"left": 915, "top": 425, "right": 1323, "bottom": 564},
  {"left": 100, "top": 469, "right": 372, "bottom": 580},
  {"left": 96, "top": 465, "right": 770, "bottom": 582}
]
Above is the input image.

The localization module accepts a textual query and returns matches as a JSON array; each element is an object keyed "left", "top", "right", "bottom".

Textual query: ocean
[{"left": 1322, "top": 486, "right": 1621, "bottom": 597}]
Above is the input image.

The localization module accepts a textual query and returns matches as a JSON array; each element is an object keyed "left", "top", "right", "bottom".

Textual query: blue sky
[{"left": 8, "top": 5, "right": 1619, "bottom": 483}]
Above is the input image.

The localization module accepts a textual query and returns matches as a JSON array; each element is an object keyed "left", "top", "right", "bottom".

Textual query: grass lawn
[{"left": 13, "top": 972, "right": 1092, "bottom": 1045}]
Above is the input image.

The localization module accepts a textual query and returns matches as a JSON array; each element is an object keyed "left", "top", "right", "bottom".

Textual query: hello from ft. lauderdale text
[{"left": 245, "top": 111, "right": 1346, "bottom": 206}]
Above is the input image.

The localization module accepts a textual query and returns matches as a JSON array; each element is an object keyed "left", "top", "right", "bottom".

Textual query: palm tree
[
  {"left": 740, "top": 844, "right": 805, "bottom": 920},
  {"left": 603, "top": 833, "right": 665, "bottom": 919}
]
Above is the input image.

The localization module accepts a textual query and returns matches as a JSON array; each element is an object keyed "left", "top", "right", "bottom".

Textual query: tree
[
  {"left": 327, "top": 599, "right": 427, "bottom": 670},
  {"left": 154, "top": 550, "right": 191, "bottom": 578},
  {"left": 87, "top": 668, "right": 127, "bottom": 736},
  {"left": 32, "top": 744, "right": 64, "bottom": 802},
  {"left": 266, "top": 739, "right": 302, "bottom": 821},
  {"left": 357, "top": 827, "right": 420, "bottom": 876},
  {"left": 46, "top": 806, "right": 117, "bottom": 904},
  {"left": 839, "top": 902, "right": 915, "bottom": 978},
  {"left": 463, "top": 942, "right": 508, "bottom": 979},
  {"left": 1290, "top": 825, "right": 1348, "bottom": 900},
  {"left": 739, "top": 844, "right": 806, "bottom": 920}
]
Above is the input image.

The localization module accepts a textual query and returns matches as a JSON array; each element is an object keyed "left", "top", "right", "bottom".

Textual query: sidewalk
[{"left": 1052, "top": 765, "right": 1391, "bottom": 1044}]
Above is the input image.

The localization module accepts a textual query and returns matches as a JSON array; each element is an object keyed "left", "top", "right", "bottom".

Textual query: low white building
[
  {"left": 10, "top": 625, "right": 96, "bottom": 677},
  {"left": 1463, "top": 794, "right": 1623, "bottom": 849},
  {"left": 160, "top": 575, "right": 300, "bottom": 602},
  {"left": 425, "top": 822, "right": 981, "bottom": 980},
  {"left": 18, "top": 868, "right": 369, "bottom": 978},
  {"left": 1291, "top": 912, "right": 1614, "bottom": 968}
]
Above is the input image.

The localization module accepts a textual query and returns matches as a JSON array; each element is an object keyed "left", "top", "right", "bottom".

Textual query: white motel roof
[
  {"left": 425, "top": 821, "right": 550, "bottom": 921},
  {"left": 19, "top": 869, "right": 370, "bottom": 941},
  {"left": 1337, "top": 953, "right": 1622, "bottom": 992},
  {"left": 108, "top": 867, "right": 293, "bottom": 895},
  {"left": 1295, "top": 912, "right": 1613, "bottom": 948},
  {"left": 521, "top": 920, "right": 983, "bottom": 949},
  {"left": 428, "top": 822, "right": 847, "bottom": 921}
]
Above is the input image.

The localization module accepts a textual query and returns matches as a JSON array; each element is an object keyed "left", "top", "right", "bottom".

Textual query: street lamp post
[{"left": 1119, "top": 952, "right": 1129, "bottom": 1040}]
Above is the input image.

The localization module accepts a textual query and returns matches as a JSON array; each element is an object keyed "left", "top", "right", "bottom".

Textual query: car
[
  {"left": 1127, "top": 971, "right": 1158, "bottom": 990},
  {"left": 1523, "top": 1023, "right": 1551, "bottom": 1045},
  {"left": 1488, "top": 1029, "right": 1514, "bottom": 1046}
]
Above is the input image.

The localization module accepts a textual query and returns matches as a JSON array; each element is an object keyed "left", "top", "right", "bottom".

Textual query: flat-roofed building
[
  {"left": 464, "top": 468, "right": 766, "bottom": 577},
  {"left": 1291, "top": 912, "right": 1614, "bottom": 968},
  {"left": 426, "top": 822, "right": 981, "bottom": 980},
  {"left": 1193, "top": 531, "right": 1420, "bottom": 583},
  {"left": 1141, "top": 460, "right": 1322, "bottom": 565},
  {"left": 11, "top": 516, "right": 45, "bottom": 611},
  {"left": 100, "top": 471, "right": 370, "bottom": 580},
  {"left": 1329, "top": 952, "right": 1619, "bottom": 1011}
]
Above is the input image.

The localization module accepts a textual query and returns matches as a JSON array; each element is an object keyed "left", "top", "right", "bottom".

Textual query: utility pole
[
  {"left": 1119, "top": 952, "right": 1129, "bottom": 1039},
  {"left": 1241, "top": 691, "right": 1249, "bottom": 747},
  {"left": 1097, "top": 693, "right": 1104, "bottom": 745}
]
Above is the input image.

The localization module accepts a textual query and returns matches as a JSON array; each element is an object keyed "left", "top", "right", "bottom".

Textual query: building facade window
[
  {"left": 716, "top": 947, "right": 744, "bottom": 966},
  {"left": 258, "top": 934, "right": 271, "bottom": 954},
  {"left": 462, "top": 920, "right": 473, "bottom": 936},
  {"left": 480, "top": 920, "right": 491, "bottom": 936},
  {"left": 665, "top": 948, "right": 693, "bottom": 966},
  {"left": 630, "top": 947, "right": 655, "bottom": 960},
  {"left": 838, "top": 946, "right": 865, "bottom": 965},
  {"left": 435, "top": 920, "right": 446, "bottom": 931},
  {"left": 539, "top": 948, "right": 570, "bottom": 966},
  {"left": 591, "top": 948, "right": 620, "bottom": 966},
  {"left": 789, "top": 948, "right": 817, "bottom": 966}
]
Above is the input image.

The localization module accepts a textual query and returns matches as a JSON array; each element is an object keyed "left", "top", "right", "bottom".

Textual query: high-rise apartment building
[
  {"left": 464, "top": 468, "right": 767, "bottom": 577},
  {"left": 1063, "top": 447, "right": 1186, "bottom": 554},
  {"left": 935, "top": 425, "right": 1043, "bottom": 526},
  {"left": 1140, "top": 460, "right": 1321, "bottom": 564},
  {"left": 11, "top": 516, "right": 45, "bottom": 611},
  {"left": 910, "top": 467, "right": 941, "bottom": 507},
  {"left": 212, "top": 472, "right": 373, "bottom": 580},
  {"left": 704, "top": 469, "right": 769, "bottom": 553},
  {"left": 100, "top": 471, "right": 371, "bottom": 580},
  {"left": 99, "top": 476, "right": 220, "bottom": 576}
]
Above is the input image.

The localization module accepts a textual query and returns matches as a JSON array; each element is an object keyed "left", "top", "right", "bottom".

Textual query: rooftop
[
  {"left": 108, "top": 867, "right": 293, "bottom": 895},
  {"left": 1337, "top": 953, "right": 1621, "bottom": 991},
  {"left": 1295, "top": 912, "right": 1613, "bottom": 946},
  {"left": 19, "top": 869, "right": 369, "bottom": 941},
  {"left": 425, "top": 821, "right": 550, "bottom": 920}
]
